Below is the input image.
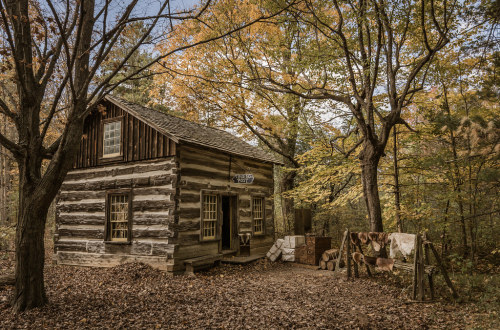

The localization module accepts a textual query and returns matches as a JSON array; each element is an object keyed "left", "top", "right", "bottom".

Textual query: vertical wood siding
[{"left": 75, "top": 101, "right": 176, "bottom": 168}]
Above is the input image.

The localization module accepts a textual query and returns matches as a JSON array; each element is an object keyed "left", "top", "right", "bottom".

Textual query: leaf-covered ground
[{"left": 1, "top": 252, "right": 498, "bottom": 329}]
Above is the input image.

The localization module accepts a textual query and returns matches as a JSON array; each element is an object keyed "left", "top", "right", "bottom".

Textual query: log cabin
[{"left": 54, "top": 95, "right": 280, "bottom": 273}]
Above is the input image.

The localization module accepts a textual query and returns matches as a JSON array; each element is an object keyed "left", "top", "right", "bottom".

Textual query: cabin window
[
  {"left": 252, "top": 197, "right": 264, "bottom": 235},
  {"left": 103, "top": 120, "right": 121, "bottom": 157},
  {"left": 202, "top": 194, "right": 218, "bottom": 240},
  {"left": 106, "top": 193, "right": 131, "bottom": 242}
]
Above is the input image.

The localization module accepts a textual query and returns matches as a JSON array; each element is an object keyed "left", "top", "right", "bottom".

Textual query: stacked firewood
[{"left": 318, "top": 249, "right": 345, "bottom": 271}]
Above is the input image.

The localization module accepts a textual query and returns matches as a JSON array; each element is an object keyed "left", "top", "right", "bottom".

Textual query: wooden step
[
  {"left": 183, "top": 254, "right": 223, "bottom": 274},
  {"left": 221, "top": 249, "right": 237, "bottom": 257}
]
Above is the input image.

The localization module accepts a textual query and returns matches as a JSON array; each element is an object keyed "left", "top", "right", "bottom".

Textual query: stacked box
[
  {"left": 267, "top": 236, "right": 308, "bottom": 262},
  {"left": 283, "top": 235, "right": 305, "bottom": 249},
  {"left": 266, "top": 239, "right": 284, "bottom": 261},
  {"left": 282, "top": 235, "right": 305, "bottom": 262},
  {"left": 281, "top": 247, "right": 295, "bottom": 262}
]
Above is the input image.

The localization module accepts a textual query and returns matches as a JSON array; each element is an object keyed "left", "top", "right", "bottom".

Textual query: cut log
[
  {"left": 327, "top": 260, "right": 335, "bottom": 271},
  {"left": 320, "top": 260, "right": 327, "bottom": 270},
  {"left": 321, "top": 249, "right": 339, "bottom": 262},
  {"left": 0, "top": 273, "right": 15, "bottom": 286}
]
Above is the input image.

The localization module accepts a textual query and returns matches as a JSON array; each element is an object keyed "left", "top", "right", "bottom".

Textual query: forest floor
[{"left": 0, "top": 237, "right": 499, "bottom": 329}]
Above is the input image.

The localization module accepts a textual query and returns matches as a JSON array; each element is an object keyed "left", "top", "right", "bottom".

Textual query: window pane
[
  {"left": 103, "top": 121, "right": 121, "bottom": 156},
  {"left": 253, "top": 198, "right": 264, "bottom": 234},
  {"left": 109, "top": 194, "right": 129, "bottom": 241},
  {"left": 203, "top": 195, "right": 217, "bottom": 239}
]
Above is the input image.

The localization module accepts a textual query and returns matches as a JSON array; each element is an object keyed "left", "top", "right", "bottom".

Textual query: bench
[{"left": 183, "top": 254, "right": 223, "bottom": 274}]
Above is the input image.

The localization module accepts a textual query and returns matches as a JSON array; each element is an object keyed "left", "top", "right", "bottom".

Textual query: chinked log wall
[
  {"left": 55, "top": 158, "right": 178, "bottom": 270},
  {"left": 177, "top": 145, "right": 274, "bottom": 260}
]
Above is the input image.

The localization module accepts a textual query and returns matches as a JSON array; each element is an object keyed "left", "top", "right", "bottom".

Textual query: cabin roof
[{"left": 105, "top": 95, "right": 282, "bottom": 164}]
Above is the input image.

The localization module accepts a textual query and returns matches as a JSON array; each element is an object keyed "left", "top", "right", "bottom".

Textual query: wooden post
[
  {"left": 427, "top": 236, "right": 459, "bottom": 300},
  {"left": 356, "top": 241, "right": 372, "bottom": 277},
  {"left": 417, "top": 235, "right": 425, "bottom": 301},
  {"left": 352, "top": 243, "right": 359, "bottom": 278},
  {"left": 412, "top": 234, "right": 420, "bottom": 300},
  {"left": 346, "top": 229, "right": 352, "bottom": 279},
  {"left": 335, "top": 230, "right": 348, "bottom": 273},
  {"left": 423, "top": 233, "right": 435, "bottom": 300}
]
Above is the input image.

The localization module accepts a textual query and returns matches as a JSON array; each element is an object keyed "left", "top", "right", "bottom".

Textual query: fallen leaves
[{"left": 0, "top": 255, "right": 497, "bottom": 329}]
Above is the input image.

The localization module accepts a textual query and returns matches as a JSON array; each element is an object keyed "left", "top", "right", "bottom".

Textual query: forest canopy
[{"left": 0, "top": 0, "right": 498, "bottom": 314}]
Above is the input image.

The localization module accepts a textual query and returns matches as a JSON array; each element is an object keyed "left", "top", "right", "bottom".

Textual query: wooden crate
[
  {"left": 294, "top": 245, "right": 308, "bottom": 264},
  {"left": 303, "top": 236, "right": 332, "bottom": 265}
]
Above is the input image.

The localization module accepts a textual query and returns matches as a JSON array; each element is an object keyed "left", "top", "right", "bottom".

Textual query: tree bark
[
  {"left": 13, "top": 189, "right": 48, "bottom": 310},
  {"left": 359, "top": 142, "right": 384, "bottom": 232},
  {"left": 280, "top": 169, "right": 296, "bottom": 234},
  {"left": 443, "top": 87, "right": 468, "bottom": 255},
  {"left": 393, "top": 126, "right": 403, "bottom": 233},
  {"left": 12, "top": 115, "right": 83, "bottom": 311},
  {"left": 13, "top": 150, "right": 50, "bottom": 310}
]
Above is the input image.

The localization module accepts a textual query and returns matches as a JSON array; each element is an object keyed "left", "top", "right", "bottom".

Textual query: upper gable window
[{"left": 103, "top": 120, "right": 121, "bottom": 157}]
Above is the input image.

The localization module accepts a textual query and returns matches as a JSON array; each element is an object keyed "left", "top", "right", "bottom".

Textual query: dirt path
[{"left": 1, "top": 259, "right": 491, "bottom": 329}]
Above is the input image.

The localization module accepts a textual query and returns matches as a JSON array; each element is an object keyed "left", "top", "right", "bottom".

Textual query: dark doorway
[{"left": 221, "top": 196, "right": 232, "bottom": 250}]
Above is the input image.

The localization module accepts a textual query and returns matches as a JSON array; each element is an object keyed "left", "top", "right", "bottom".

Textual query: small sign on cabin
[{"left": 232, "top": 174, "right": 254, "bottom": 184}]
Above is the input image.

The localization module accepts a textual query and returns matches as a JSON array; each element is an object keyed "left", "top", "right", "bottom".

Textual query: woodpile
[
  {"left": 267, "top": 235, "right": 348, "bottom": 273},
  {"left": 321, "top": 249, "right": 339, "bottom": 262},
  {"left": 318, "top": 249, "right": 344, "bottom": 271}
]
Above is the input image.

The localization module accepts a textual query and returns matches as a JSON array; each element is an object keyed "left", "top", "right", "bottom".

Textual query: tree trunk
[
  {"left": 13, "top": 181, "right": 49, "bottom": 311},
  {"left": 360, "top": 143, "right": 384, "bottom": 232},
  {"left": 280, "top": 170, "right": 296, "bottom": 234},
  {"left": 393, "top": 126, "right": 403, "bottom": 233},
  {"left": 443, "top": 87, "right": 468, "bottom": 255}
]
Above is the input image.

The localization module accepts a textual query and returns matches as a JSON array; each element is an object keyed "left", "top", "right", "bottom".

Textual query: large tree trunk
[
  {"left": 13, "top": 171, "right": 50, "bottom": 310},
  {"left": 12, "top": 112, "right": 84, "bottom": 311},
  {"left": 360, "top": 143, "right": 384, "bottom": 232}
]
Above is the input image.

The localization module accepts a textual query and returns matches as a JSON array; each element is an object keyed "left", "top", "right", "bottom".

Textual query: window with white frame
[
  {"left": 202, "top": 194, "right": 218, "bottom": 239},
  {"left": 253, "top": 197, "right": 264, "bottom": 235},
  {"left": 103, "top": 120, "right": 121, "bottom": 157},
  {"left": 107, "top": 194, "right": 130, "bottom": 242}
]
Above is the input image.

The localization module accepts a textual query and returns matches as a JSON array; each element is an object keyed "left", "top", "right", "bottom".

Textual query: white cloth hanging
[{"left": 388, "top": 233, "right": 416, "bottom": 258}]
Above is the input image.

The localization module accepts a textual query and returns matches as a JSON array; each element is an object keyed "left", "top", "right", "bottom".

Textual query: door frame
[{"left": 218, "top": 192, "right": 238, "bottom": 252}]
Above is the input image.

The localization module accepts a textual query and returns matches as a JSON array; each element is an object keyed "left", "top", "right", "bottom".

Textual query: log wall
[
  {"left": 56, "top": 142, "right": 276, "bottom": 272},
  {"left": 55, "top": 158, "right": 179, "bottom": 270},
  {"left": 177, "top": 144, "right": 275, "bottom": 260}
]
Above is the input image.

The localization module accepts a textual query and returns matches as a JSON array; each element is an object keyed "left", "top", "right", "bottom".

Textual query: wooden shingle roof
[{"left": 105, "top": 95, "right": 282, "bottom": 164}]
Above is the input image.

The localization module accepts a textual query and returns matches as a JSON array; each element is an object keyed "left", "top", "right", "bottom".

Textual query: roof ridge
[
  {"left": 108, "top": 95, "right": 234, "bottom": 135},
  {"left": 104, "top": 94, "right": 282, "bottom": 164}
]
